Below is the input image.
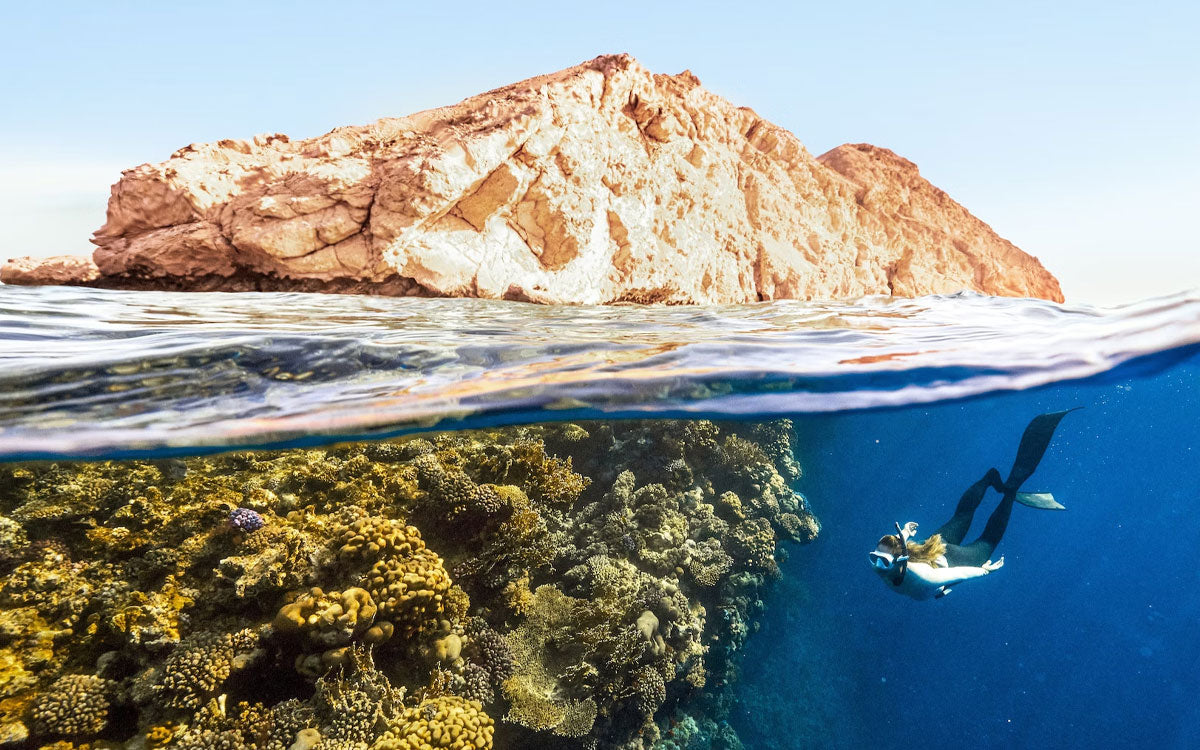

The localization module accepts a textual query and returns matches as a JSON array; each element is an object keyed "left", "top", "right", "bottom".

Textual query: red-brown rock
[
  {"left": 75, "top": 55, "right": 1061, "bottom": 303},
  {"left": 816, "top": 144, "right": 1061, "bottom": 300},
  {"left": 1, "top": 255, "right": 101, "bottom": 286}
]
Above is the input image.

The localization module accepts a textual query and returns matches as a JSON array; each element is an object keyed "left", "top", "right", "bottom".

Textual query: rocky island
[{"left": 2, "top": 54, "right": 1062, "bottom": 303}]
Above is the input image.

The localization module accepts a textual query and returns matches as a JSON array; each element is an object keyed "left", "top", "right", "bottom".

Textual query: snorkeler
[{"left": 869, "top": 409, "right": 1077, "bottom": 600}]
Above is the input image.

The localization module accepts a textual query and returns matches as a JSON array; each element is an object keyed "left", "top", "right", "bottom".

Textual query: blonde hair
[{"left": 877, "top": 533, "right": 947, "bottom": 565}]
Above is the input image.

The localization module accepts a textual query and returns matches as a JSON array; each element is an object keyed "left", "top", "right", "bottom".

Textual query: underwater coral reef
[{"left": 0, "top": 419, "right": 817, "bottom": 749}]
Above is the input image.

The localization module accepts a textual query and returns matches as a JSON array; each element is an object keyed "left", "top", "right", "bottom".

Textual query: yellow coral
[
  {"left": 362, "top": 546, "right": 452, "bottom": 636},
  {"left": 717, "top": 491, "right": 745, "bottom": 521},
  {"left": 337, "top": 517, "right": 424, "bottom": 566},
  {"left": 501, "top": 675, "right": 565, "bottom": 731},
  {"left": 372, "top": 696, "right": 494, "bottom": 750},
  {"left": 274, "top": 586, "right": 378, "bottom": 648},
  {"left": 443, "top": 586, "right": 470, "bottom": 623},
  {"left": 501, "top": 574, "right": 535, "bottom": 617},
  {"left": 145, "top": 724, "right": 175, "bottom": 747},
  {"left": 107, "top": 576, "right": 194, "bottom": 647},
  {"left": 500, "top": 586, "right": 596, "bottom": 737}
]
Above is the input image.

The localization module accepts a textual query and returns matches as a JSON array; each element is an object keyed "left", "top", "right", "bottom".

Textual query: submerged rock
[
  {"left": 0, "top": 419, "right": 816, "bottom": 749},
  {"left": 3, "top": 55, "right": 1061, "bottom": 303}
]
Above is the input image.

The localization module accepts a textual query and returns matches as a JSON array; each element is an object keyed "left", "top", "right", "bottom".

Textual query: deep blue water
[
  {"left": 737, "top": 355, "right": 1200, "bottom": 749},
  {"left": 1, "top": 285, "right": 1198, "bottom": 748}
]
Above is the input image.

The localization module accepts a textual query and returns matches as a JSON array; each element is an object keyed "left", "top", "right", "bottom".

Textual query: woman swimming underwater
[{"left": 869, "top": 410, "right": 1077, "bottom": 600}]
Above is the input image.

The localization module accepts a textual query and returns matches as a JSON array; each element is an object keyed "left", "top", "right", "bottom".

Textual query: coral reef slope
[{"left": 0, "top": 419, "right": 816, "bottom": 749}]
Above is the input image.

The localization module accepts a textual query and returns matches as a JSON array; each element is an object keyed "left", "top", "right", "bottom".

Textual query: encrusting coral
[{"left": 0, "top": 418, "right": 817, "bottom": 749}]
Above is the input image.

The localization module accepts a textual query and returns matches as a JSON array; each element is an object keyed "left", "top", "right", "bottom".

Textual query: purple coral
[{"left": 229, "top": 507, "right": 265, "bottom": 533}]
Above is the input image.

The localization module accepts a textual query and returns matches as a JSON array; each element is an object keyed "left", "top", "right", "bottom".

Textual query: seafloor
[{"left": 0, "top": 419, "right": 818, "bottom": 750}]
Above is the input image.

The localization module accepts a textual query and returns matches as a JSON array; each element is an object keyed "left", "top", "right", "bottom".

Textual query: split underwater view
[{"left": 0, "top": 286, "right": 1198, "bottom": 750}]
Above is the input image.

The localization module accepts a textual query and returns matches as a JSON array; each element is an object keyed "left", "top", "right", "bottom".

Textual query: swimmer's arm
[{"left": 907, "top": 563, "right": 990, "bottom": 588}]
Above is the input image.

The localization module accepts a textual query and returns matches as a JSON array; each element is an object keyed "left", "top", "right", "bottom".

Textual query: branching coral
[
  {"left": 31, "top": 673, "right": 114, "bottom": 737},
  {"left": 464, "top": 437, "right": 590, "bottom": 507},
  {"left": 459, "top": 663, "right": 494, "bottom": 705},
  {"left": 155, "top": 628, "right": 262, "bottom": 710},
  {"left": 728, "top": 518, "right": 779, "bottom": 576},
  {"left": 501, "top": 585, "right": 597, "bottom": 737},
  {"left": 312, "top": 651, "right": 402, "bottom": 745},
  {"left": 685, "top": 539, "right": 734, "bottom": 587},
  {"left": 463, "top": 619, "right": 515, "bottom": 687}
]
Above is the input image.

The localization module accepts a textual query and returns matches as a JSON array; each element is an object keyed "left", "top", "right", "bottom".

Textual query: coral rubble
[{"left": 0, "top": 418, "right": 817, "bottom": 749}]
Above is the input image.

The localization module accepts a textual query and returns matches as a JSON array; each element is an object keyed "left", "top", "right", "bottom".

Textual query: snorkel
[
  {"left": 891, "top": 521, "right": 910, "bottom": 585},
  {"left": 894, "top": 521, "right": 909, "bottom": 556}
]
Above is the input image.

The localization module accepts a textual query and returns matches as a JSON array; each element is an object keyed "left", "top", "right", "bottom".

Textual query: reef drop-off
[{"left": 0, "top": 419, "right": 817, "bottom": 749}]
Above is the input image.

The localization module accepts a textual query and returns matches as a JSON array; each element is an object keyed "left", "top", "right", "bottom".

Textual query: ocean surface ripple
[{"left": 0, "top": 286, "right": 1197, "bottom": 458}]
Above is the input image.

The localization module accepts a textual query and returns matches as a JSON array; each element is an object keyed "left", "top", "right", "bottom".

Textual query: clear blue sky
[{"left": 2, "top": 1, "right": 1196, "bottom": 304}]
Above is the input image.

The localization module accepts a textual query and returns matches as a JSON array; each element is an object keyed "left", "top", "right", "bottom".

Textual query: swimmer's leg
[
  {"left": 932, "top": 468, "right": 1005, "bottom": 545},
  {"left": 941, "top": 410, "right": 1076, "bottom": 565},
  {"left": 1004, "top": 409, "right": 1080, "bottom": 491},
  {"left": 945, "top": 493, "right": 1016, "bottom": 567}
]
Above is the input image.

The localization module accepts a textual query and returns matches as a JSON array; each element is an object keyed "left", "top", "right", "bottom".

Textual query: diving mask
[{"left": 869, "top": 550, "right": 895, "bottom": 569}]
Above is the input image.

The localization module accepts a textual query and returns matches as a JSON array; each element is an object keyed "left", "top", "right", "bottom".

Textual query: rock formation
[
  {"left": 815, "top": 144, "right": 1057, "bottom": 299},
  {"left": 0, "top": 255, "right": 99, "bottom": 286},
  {"left": 2, "top": 54, "right": 1062, "bottom": 303}
]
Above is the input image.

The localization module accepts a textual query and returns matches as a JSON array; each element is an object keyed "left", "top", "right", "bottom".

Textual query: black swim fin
[{"left": 1003, "top": 408, "right": 1081, "bottom": 497}]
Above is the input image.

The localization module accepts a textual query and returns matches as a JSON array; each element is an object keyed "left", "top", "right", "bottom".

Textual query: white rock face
[{"left": 21, "top": 54, "right": 1064, "bottom": 303}]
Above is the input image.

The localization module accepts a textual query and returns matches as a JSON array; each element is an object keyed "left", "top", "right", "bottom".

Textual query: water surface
[{"left": 0, "top": 285, "right": 1197, "bottom": 750}]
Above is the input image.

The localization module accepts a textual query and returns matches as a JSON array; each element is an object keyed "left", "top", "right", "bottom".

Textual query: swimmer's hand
[
  {"left": 982, "top": 557, "right": 1005, "bottom": 574},
  {"left": 901, "top": 521, "right": 919, "bottom": 538}
]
